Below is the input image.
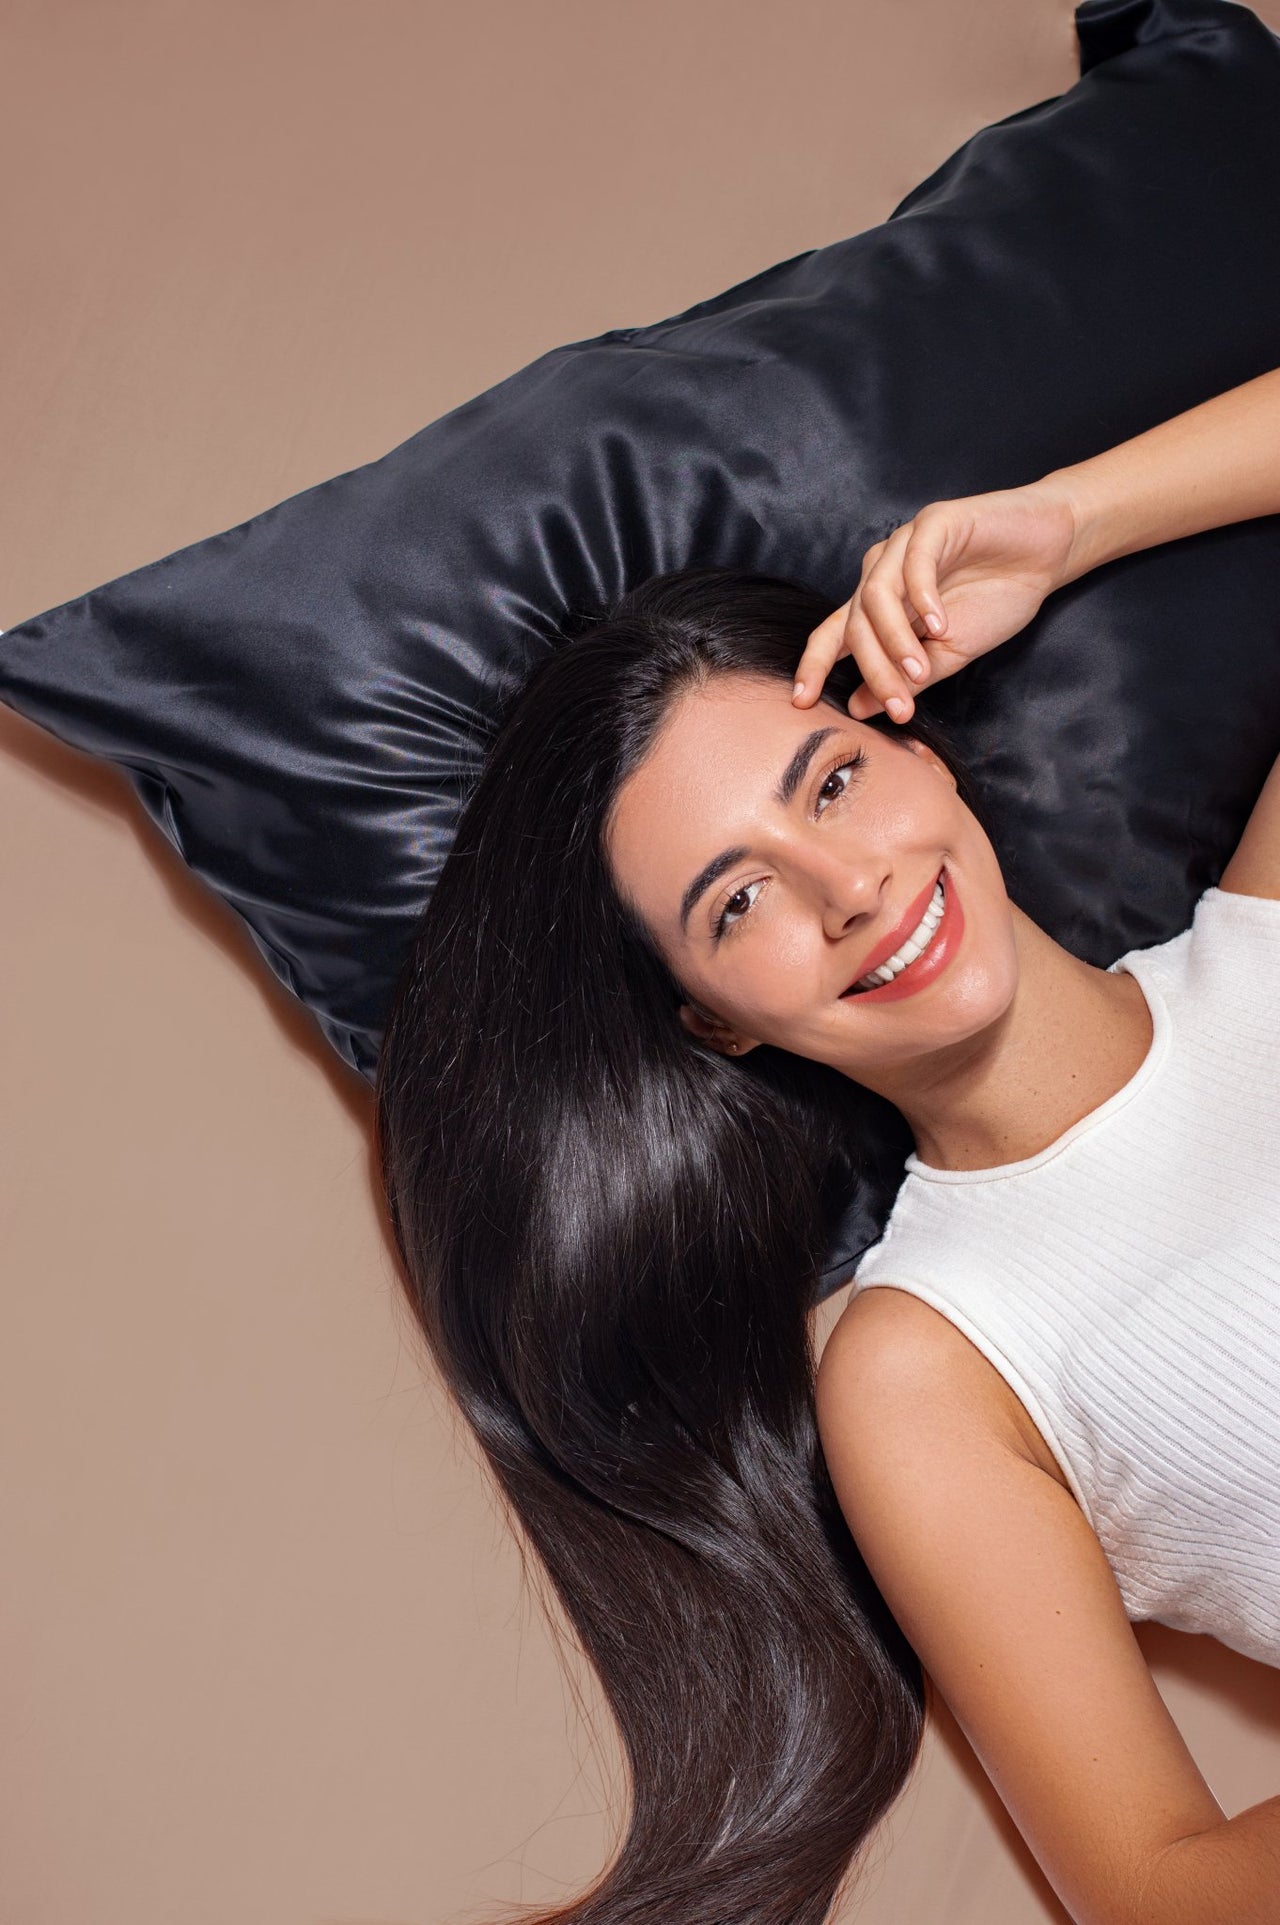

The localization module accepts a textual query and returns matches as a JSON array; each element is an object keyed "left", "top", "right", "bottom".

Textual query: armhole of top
[
  {"left": 1208, "top": 882, "right": 1280, "bottom": 915},
  {"left": 1198, "top": 884, "right": 1280, "bottom": 970}
]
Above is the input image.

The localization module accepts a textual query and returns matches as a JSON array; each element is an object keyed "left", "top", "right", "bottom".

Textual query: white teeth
[{"left": 853, "top": 877, "right": 945, "bottom": 992}]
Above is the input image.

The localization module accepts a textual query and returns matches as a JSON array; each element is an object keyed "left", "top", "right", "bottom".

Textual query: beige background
[{"left": 4, "top": 3, "right": 1280, "bottom": 1920}]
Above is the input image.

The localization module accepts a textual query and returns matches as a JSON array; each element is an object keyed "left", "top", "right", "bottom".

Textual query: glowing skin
[{"left": 605, "top": 672, "right": 1153, "bottom": 1173}]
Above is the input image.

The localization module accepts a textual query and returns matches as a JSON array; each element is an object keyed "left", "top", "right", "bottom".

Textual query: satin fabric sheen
[{"left": 3, "top": 0, "right": 1280, "bottom": 1297}]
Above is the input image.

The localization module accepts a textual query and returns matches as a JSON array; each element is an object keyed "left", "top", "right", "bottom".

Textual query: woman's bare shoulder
[{"left": 818, "top": 1283, "right": 1072, "bottom": 1494}]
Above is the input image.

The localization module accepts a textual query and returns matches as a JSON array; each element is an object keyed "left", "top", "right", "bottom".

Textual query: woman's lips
[
  {"left": 840, "top": 866, "right": 963, "bottom": 1002},
  {"left": 845, "top": 868, "right": 944, "bottom": 986}
]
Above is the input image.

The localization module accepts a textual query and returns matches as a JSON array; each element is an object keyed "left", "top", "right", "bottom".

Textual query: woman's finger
[
  {"left": 860, "top": 570, "right": 932, "bottom": 697},
  {"left": 902, "top": 525, "right": 948, "bottom": 638},
  {"left": 792, "top": 597, "right": 855, "bottom": 705},
  {"left": 842, "top": 596, "right": 917, "bottom": 723}
]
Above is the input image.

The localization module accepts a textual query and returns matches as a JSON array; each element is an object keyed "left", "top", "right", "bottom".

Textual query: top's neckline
[{"left": 902, "top": 939, "right": 1174, "bottom": 1187}]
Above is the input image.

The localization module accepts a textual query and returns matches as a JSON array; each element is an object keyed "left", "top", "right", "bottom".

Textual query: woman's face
[{"left": 605, "top": 672, "right": 1019, "bottom": 1085}]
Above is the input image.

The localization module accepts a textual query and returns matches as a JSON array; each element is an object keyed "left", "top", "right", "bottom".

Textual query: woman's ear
[{"left": 678, "top": 1002, "right": 757, "bottom": 1056}]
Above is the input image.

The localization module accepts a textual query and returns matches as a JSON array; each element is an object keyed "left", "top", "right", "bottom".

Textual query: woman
[{"left": 376, "top": 364, "right": 1280, "bottom": 1925}]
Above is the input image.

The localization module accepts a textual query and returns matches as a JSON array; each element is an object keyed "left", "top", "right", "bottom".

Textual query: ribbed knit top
[{"left": 851, "top": 885, "right": 1280, "bottom": 1669}]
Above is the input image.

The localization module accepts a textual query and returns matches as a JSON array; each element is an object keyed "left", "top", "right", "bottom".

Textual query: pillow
[{"left": 5, "top": 0, "right": 1280, "bottom": 1299}]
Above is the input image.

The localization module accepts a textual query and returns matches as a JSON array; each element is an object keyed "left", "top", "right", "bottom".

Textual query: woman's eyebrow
[
  {"left": 678, "top": 844, "right": 750, "bottom": 936},
  {"left": 775, "top": 726, "right": 840, "bottom": 808},
  {"left": 677, "top": 726, "right": 840, "bottom": 934}
]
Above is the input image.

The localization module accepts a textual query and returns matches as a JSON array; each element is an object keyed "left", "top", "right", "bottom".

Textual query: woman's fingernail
[
  {"left": 792, "top": 680, "right": 805, "bottom": 701},
  {"left": 925, "top": 613, "right": 943, "bottom": 635},
  {"left": 902, "top": 656, "right": 924, "bottom": 680},
  {"left": 886, "top": 696, "right": 909, "bottom": 720}
]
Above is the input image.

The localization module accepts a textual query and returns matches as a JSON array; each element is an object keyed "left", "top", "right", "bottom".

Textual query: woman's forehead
[
  {"left": 613, "top": 677, "right": 808, "bottom": 825},
  {"left": 639, "top": 673, "right": 834, "bottom": 777}
]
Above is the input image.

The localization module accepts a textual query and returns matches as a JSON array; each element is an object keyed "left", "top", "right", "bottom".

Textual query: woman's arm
[
  {"left": 792, "top": 365, "right": 1280, "bottom": 724},
  {"left": 815, "top": 1287, "right": 1280, "bottom": 1925},
  {"left": 1053, "top": 365, "right": 1280, "bottom": 582}
]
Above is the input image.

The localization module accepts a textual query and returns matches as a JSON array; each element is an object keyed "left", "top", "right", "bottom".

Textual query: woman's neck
[{"left": 889, "top": 908, "right": 1154, "bottom": 1175}]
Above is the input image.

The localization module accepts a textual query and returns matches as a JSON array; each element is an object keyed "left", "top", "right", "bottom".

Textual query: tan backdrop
[{"left": 5, "top": 3, "right": 1280, "bottom": 1920}]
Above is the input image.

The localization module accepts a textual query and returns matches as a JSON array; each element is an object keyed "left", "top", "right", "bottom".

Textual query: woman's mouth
[{"left": 839, "top": 866, "right": 963, "bottom": 1003}]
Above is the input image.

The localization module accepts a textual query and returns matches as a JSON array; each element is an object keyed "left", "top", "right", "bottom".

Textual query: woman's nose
[{"left": 809, "top": 850, "right": 887, "bottom": 940}]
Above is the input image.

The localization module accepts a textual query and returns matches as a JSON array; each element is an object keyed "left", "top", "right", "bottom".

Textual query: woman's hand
[{"left": 792, "top": 479, "right": 1082, "bottom": 722}]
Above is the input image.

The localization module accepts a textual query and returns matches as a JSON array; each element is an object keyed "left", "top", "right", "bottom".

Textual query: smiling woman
[
  {"left": 375, "top": 356, "right": 1280, "bottom": 1917},
  {"left": 374, "top": 353, "right": 1280, "bottom": 1925}
]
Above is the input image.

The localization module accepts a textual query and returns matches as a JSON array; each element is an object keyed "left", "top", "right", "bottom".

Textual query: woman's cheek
[{"left": 751, "top": 930, "right": 822, "bottom": 1024}]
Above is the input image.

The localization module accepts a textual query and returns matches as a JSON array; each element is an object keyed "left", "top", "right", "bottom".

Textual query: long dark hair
[{"left": 375, "top": 568, "right": 992, "bottom": 1923}]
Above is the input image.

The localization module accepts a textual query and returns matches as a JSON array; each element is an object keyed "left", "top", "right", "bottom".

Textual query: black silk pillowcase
[{"left": 4, "top": 0, "right": 1280, "bottom": 1299}]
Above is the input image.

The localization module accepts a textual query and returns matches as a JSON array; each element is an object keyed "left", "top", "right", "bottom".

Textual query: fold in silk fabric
[{"left": 3, "top": 0, "right": 1280, "bottom": 1296}]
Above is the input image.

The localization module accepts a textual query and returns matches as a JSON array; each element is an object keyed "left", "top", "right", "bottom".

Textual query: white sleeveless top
[{"left": 851, "top": 885, "right": 1280, "bottom": 1669}]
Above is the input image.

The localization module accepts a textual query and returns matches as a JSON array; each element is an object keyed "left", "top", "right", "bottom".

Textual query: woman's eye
[
  {"left": 714, "top": 878, "right": 764, "bottom": 941},
  {"left": 816, "top": 753, "right": 865, "bottom": 813}
]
